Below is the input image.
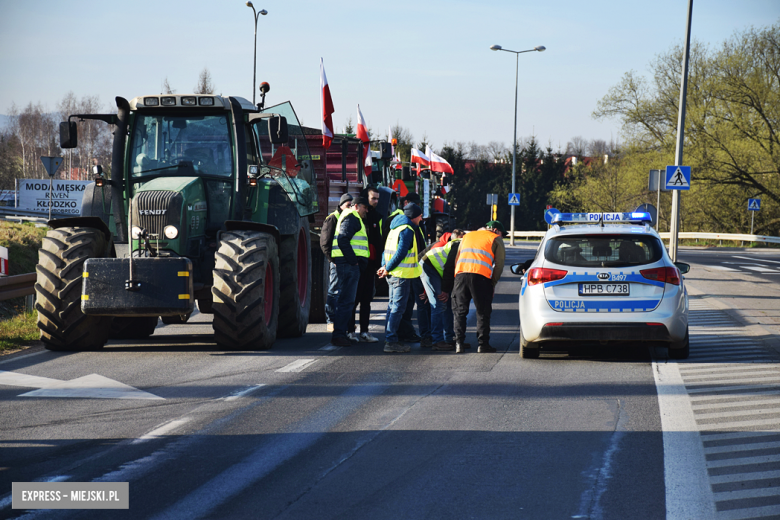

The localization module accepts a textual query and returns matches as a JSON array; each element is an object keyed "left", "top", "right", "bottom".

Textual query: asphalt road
[{"left": 1, "top": 246, "right": 778, "bottom": 519}]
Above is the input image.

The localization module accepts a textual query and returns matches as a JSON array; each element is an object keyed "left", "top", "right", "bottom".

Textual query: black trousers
[
  {"left": 351, "top": 261, "right": 379, "bottom": 333},
  {"left": 452, "top": 273, "right": 493, "bottom": 346}
]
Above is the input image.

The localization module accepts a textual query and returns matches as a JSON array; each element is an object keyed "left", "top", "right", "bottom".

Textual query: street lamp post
[
  {"left": 490, "top": 44, "right": 545, "bottom": 246},
  {"left": 246, "top": 2, "right": 268, "bottom": 107}
]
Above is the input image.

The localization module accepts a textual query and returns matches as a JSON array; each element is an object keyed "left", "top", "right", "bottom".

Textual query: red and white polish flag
[
  {"left": 410, "top": 147, "right": 430, "bottom": 166},
  {"left": 357, "top": 104, "right": 371, "bottom": 167},
  {"left": 320, "top": 58, "right": 335, "bottom": 150},
  {"left": 429, "top": 150, "right": 455, "bottom": 174}
]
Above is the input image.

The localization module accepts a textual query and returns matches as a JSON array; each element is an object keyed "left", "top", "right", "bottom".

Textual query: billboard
[{"left": 17, "top": 179, "right": 90, "bottom": 216}]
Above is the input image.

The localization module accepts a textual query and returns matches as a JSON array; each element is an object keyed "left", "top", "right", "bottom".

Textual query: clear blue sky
[{"left": 1, "top": 0, "right": 777, "bottom": 152}]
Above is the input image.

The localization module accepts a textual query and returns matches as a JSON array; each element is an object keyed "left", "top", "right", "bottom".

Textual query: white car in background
[{"left": 511, "top": 212, "right": 690, "bottom": 359}]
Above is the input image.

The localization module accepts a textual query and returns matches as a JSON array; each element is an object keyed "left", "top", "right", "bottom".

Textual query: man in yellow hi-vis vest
[
  {"left": 451, "top": 221, "right": 506, "bottom": 353},
  {"left": 419, "top": 229, "right": 465, "bottom": 351},
  {"left": 377, "top": 203, "right": 423, "bottom": 353},
  {"left": 330, "top": 196, "right": 370, "bottom": 347}
]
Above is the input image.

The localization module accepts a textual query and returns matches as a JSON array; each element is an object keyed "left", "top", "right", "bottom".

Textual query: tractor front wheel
[
  {"left": 35, "top": 227, "right": 112, "bottom": 351},
  {"left": 212, "top": 230, "right": 279, "bottom": 350}
]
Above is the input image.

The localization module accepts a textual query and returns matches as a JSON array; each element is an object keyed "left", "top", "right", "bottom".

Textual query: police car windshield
[{"left": 544, "top": 234, "right": 664, "bottom": 267}]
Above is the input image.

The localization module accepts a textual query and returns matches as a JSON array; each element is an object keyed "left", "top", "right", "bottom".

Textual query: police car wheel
[
  {"left": 520, "top": 329, "right": 540, "bottom": 359},
  {"left": 668, "top": 329, "right": 690, "bottom": 360}
]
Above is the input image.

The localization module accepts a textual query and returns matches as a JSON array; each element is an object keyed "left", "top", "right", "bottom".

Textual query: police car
[{"left": 511, "top": 212, "right": 690, "bottom": 359}]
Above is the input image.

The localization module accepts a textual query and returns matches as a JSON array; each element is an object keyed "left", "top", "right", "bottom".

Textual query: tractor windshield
[{"left": 130, "top": 114, "right": 234, "bottom": 178}]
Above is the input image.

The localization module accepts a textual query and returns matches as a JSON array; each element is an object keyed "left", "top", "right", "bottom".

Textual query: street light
[
  {"left": 490, "top": 44, "right": 545, "bottom": 246},
  {"left": 246, "top": 2, "right": 268, "bottom": 107}
]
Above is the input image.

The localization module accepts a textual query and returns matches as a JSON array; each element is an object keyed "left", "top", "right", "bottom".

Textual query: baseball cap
[{"left": 486, "top": 220, "right": 506, "bottom": 236}]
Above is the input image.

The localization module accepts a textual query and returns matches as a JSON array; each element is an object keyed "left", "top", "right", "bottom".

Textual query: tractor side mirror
[
  {"left": 60, "top": 121, "right": 78, "bottom": 149},
  {"left": 268, "top": 116, "right": 288, "bottom": 145}
]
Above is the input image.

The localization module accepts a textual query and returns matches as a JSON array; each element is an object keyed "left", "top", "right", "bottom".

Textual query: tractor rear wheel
[
  {"left": 212, "top": 230, "right": 279, "bottom": 350},
  {"left": 277, "top": 219, "right": 312, "bottom": 337},
  {"left": 309, "top": 245, "right": 328, "bottom": 323},
  {"left": 435, "top": 214, "right": 450, "bottom": 242},
  {"left": 35, "top": 226, "right": 112, "bottom": 351}
]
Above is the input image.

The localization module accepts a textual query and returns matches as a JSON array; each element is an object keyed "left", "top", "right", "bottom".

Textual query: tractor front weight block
[{"left": 82, "top": 258, "right": 195, "bottom": 317}]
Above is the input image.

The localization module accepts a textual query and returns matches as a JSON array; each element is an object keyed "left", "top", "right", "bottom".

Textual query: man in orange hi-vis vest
[{"left": 450, "top": 221, "right": 506, "bottom": 353}]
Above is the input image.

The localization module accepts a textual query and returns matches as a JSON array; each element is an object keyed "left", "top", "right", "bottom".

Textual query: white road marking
[
  {"left": 0, "top": 350, "right": 47, "bottom": 367},
  {"left": 275, "top": 359, "right": 317, "bottom": 373},
  {"left": 709, "top": 265, "right": 738, "bottom": 271},
  {"left": 224, "top": 384, "right": 266, "bottom": 402},
  {"left": 133, "top": 419, "right": 191, "bottom": 444},
  {"left": 0, "top": 370, "right": 164, "bottom": 400},
  {"left": 742, "top": 265, "right": 780, "bottom": 273},
  {"left": 732, "top": 255, "right": 780, "bottom": 265},
  {"left": 319, "top": 345, "right": 341, "bottom": 351},
  {"left": 652, "top": 359, "right": 716, "bottom": 520}
]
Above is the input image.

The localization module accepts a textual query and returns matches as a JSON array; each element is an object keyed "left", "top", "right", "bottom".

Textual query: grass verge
[{"left": 0, "top": 309, "right": 38, "bottom": 353}]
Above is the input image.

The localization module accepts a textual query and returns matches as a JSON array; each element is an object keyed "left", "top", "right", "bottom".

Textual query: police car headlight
[
  {"left": 131, "top": 226, "right": 142, "bottom": 240},
  {"left": 164, "top": 225, "right": 179, "bottom": 239}
]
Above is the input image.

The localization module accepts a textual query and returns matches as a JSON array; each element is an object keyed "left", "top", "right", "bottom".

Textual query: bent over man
[{"left": 451, "top": 221, "right": 506, "bottom": 354}]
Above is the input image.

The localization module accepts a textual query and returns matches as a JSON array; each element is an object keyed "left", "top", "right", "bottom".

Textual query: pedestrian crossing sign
[
  {"left": 748, "top": 198, "right": 761, "bottom": 211},
  {"left": 508, "top": 193, "right": 521, "bottom": 206},
  {"left": 665, "top": 165, "right": 691, "bottom": 190}
]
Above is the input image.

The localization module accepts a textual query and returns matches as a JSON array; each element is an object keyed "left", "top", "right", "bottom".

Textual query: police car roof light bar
[{"left": 551, "top": 212, "right": 653, "bottom": 225}]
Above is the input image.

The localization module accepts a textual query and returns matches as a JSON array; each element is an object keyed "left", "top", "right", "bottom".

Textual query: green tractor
[{"left": 37, "top": 92, "right": 316, "bottom": 350}]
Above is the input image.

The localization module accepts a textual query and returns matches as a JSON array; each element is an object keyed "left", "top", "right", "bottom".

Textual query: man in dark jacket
[
  {"left": 331, "top": 196, "right": 370, "bottom": 347},
  {"left": 321, "top": 193, "right": 353, "bottom": 330},
  {"left": 350, "top": 186, "right": 383, "bottom": 342}
]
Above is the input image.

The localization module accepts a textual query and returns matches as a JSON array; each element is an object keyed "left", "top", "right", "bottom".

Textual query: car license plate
[{"left": 578, "top": 283, "right": 630, "bottom": 296}]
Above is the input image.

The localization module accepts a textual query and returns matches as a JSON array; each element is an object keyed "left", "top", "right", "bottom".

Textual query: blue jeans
[
  {"left": 419, "top": 261, "right": 453, "bottom": 343},
  {"left": 332, "top": 263, "right": 361, "bottom": 340},
  {"left": 325, "top": 262, "right": 338, "bottom": 324},
  {"left": 385, "top": 276, "right": 412, "bottom": 343},
  {"left": 400, "top": 277, "right": 430, "bottom": 339}
]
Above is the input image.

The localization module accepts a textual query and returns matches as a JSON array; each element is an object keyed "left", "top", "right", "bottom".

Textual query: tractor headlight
[
  {"left": 164, "top": 225, "right": 179, "bottom": 239},
  {"left": 131, "top": 226, "right": 142, "bottom": 240}
]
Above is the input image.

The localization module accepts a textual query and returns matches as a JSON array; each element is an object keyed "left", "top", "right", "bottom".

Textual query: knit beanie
[
  {"left": 404, "top": 203, "right": 423, "bottom": 219},
  {"left": 338, "top": 193, "right": 354, "bottom": 207}
]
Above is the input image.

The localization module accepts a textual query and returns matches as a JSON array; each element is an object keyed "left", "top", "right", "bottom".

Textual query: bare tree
[
  {"left": 486, "top": 141, "right": 508, "bottom": 162},
  {"left": 587, "top": 139, "right": 609, "bottom": 157},
  {"left": 566, "top": 136, "right": 588, "bottom": 156},
  {"left": 162, "top": 77, "right": 176, "bottom": 95},
  {"left": 194, "top": 68, "right": 216, "bottom": 94}
]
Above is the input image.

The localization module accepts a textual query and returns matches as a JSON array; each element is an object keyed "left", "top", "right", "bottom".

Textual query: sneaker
[
  {"left": 347, "top": 332, "right": 360, "bottom": 343},
  {"left": 420, "top": 336, "right": 434, "bottom": 348},
  {"left": 455, "top": 342, "right": 467, "bottom": 354},
  {"left": 432, "top": 341, "right": 455, "bottom": 351},
  {"left": 331, "top": 336, "right": 352, "bottom": 347},
  {"left": 450, "top": 341, "right": 471, "bottom": 350},
  {"left": 326, "top": 323, "right": 334, "bottom": 332},
  {"left": 384, "top": 342, "right": 411, "bottom": 353},
  {"left": 359, "top": 332, "right": 379, "bottom": 343},
  {"left": 478, "top": 344, "right": 497, "bottom": 353}
]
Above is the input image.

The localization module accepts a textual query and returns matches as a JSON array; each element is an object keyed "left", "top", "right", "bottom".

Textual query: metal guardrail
[
  {"left": 0, "top": 273, "right": 36, "bottom": 301},
  {"left": 510, "top": 230, "right": 780, "bottom": 245}
]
